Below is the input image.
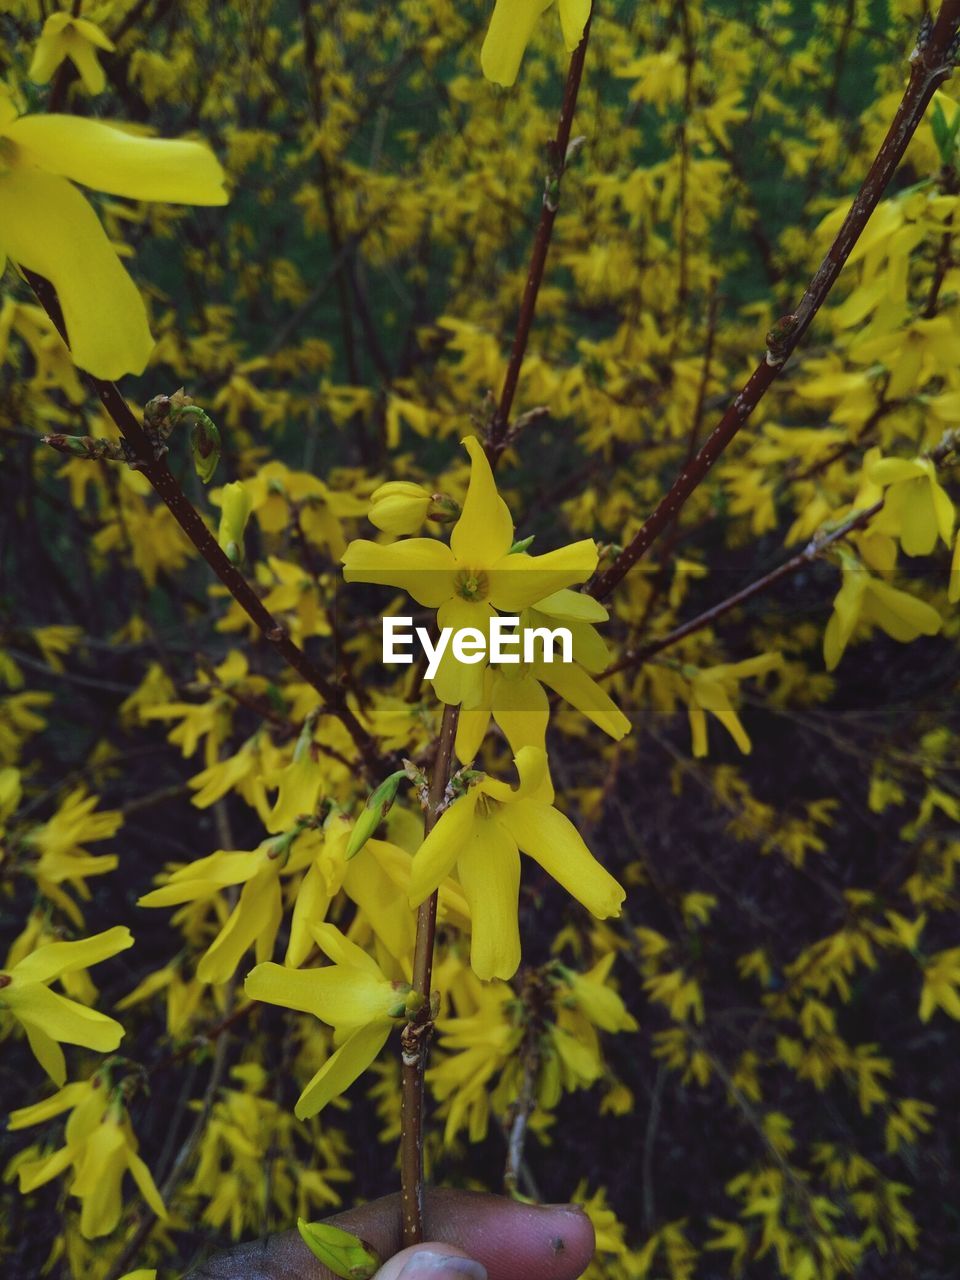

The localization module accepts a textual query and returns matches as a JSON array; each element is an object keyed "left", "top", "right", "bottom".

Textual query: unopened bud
[
  {"left": 185, "top": 408, "right": 220, "bottom": 483},
  {"left": 296, "top": 1220, "right": 380, "bottom": 1280},
  {"left": 217, "top": 481, "right": 252, "bottom": 564},
  {"left": 368, "top": 480, "right": 432, "bottom": 535},
  {"left": 345, "top": 769, "right": 407, "bottom": 859}
]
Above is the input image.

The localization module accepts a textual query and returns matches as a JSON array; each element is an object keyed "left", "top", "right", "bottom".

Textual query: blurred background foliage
[{"left": 1, "top": 1, "right": 960, "bottom": 1278}]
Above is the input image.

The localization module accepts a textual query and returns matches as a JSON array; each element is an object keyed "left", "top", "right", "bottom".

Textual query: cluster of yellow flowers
[{"left": 2, "top": 1, "right": 960, "bottom": 1277}]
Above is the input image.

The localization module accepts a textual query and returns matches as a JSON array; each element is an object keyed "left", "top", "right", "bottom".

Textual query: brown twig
[
  {"left": 486, "top": 10, "right": 593, "bottom": 463},
  {"left": 400, "top": 702, "right": 459, "bottom": 1247},
  {"left": 604, "top": 501, "right": 884, "bottom": 676},
  {"left": 24, "top": 271, "right": 383, "bottom": 775},
  {"left": 589, "top": 6, "right": 960, "bottom": 602}
]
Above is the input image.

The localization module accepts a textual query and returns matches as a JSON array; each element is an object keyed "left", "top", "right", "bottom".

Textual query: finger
[
  {"left": 189, "top": 1188, "right": 595, "bottom": 1280},
  {"left": 373, "top": 1242, "right": 486, "bottom": 1280}
]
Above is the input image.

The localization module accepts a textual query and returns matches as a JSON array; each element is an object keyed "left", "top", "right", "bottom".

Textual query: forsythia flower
[
  {"left": 869, "top": 455, "right": 955, "bottom": 556},
  {"left": 0, "top": 926, "right": 132, "bottom": 1084},
  {"left": 29, "top": 13, "right": 116, "bottom": 95},
  {"left": 0, "top": 87, "right": 227, "bottom": 378},
  {"left": 216, "top": 480, "right": 253, "bottom": 565},
  {"left": 682, "top": 654, "right": 782, "bottom": 757},
  {"left": 368, "top": 480, "right": 433, "bottom": 536},
  {"left": 481, "top": 0, "right": 591, "bottom": 87},
  {"left": 11, "top": 1077, "right": 165, "bottom": 1239},
  {"left": 138, "top": 826, "right": 311, "bottom": 985},
  {"left": 410, "top": 746, "right": 624, "bottom": 980},
  {"left": 456, "top": 587, "right": 630, "bottom": 764},
  {"left": 343, "top": 437, "right": 598, "bottom": 706},
  {"left": 824, "top": 557, "right": 942, "bottom": 670},
  {"left": 245, "top": 923, "right": 416, "bottom": 1117}
]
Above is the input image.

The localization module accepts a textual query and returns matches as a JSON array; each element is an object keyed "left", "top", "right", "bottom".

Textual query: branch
[
  {"left": 486, "top": 10, "right": 593, "bottom": 463},
  {"left": 400, "top": 701, "right": 459, "bottom": 1247},
  {"left": 604, "top": 502, "right": 883, "bottom": 675},
  {"left": 25, "top": 270, "right": 383, "bottom": 775},
  {"left": 589, "top": 7, "right": 960, "bottom": 601}
]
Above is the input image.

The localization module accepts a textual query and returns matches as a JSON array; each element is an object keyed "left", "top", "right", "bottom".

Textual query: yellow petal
[
  {"left": 480, "top": 0, "right": 553, "bottom": 87},
  {"left": 197, "top": 868, "right": 281, "bottom": 985},
  {"left": 342, "top": 537, "right": 456, "bottom": 607},
  {"left": 501, "top": 800, "right": 625, "bottom": 919},
  {"left": 558, "top": 0, "right": 590, "bottom": 49},
  {"left": 294, "top": 1022, "right": 392, "bottom": 1118},
  {"left": 0, "top": 168, "right": 154, "bottom": 378},
  {"left": 11, "top": 925, "right": 132, "bottom": 983},
  {"left": 487, "top": 541, "right": 598, "bottom": 612},
  {"left": 431, "top": 597, "right": 494, "bottom": 708},
  {"left": 409, "top": 791, "right": 479, "bottom": 906},
  {"left": 71, "top": 1122, "right": 127, "bottom": 1238},
  {"left": 864, "top": 579, "right": 942, "bottom": 642},
  {"left": 450, "top": 437, "right": 513, "bottom": 565},
  {"left": 127, "top": 1150, "right": 167, "bottom": 1220},
  {"left": 537, "top": 661, "right": 630, "bottom": 741},
  {"left": 69, "top": 37, "right": 108, "bottom": 95},
  {"left": 533, "top": 587, "right": 609, "bottom": 622},
  {"left": 245, "top": 960, "right": 398, "bottom": 1027},
  {"left": 285, "top": 861, "right": 333, "bottom": 968},
  {"left": 8, "top": 1081, "right": 89, "bottom": 1130},
  {"left": 8, "top": 115, "right": 228, "bottom": 204},
  {"left": 21, "top": 1020, "right": 67, "bottom": 1085},
  {"left": 308, "top": 922, "right": 383, "bottom": 976},
  {"left": 5, "top": 982, "right": 125, "bottom": 1052},
  {"left": 491, "top": 672, "right": 551, "bottom": 755},
  {"left": 458, "top": 815, "right": 522, "bottom": 980},
  {"left": 455, "top": 668, "right": 494, "bottom": 763},
  {"left": 867, "top": 457, "right": 926, "bottom": 486},
  {"left": 480, "top": 744, "right": 547, "bottom": 803},
  {"left": 692, "top": 678, "right": 751, "bottom": 754}
]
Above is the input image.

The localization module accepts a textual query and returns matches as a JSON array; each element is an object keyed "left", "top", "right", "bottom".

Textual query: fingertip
[{"left": 374, "top": 1244, "right": 487, "bottom": 1280}]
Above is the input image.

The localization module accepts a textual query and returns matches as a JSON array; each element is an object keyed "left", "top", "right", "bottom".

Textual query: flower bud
[
  {"left": 369, "top": 481, "right": 432, "bottom": 535},
  {"left": 296, "top": 1220, "right": 380, "bottom": 1280},
  {"left": 345, "top": 769, "right": 407, "bottom": 859},
  {"left": 217, "top": 481, "right": 252, "bottom": 564}
]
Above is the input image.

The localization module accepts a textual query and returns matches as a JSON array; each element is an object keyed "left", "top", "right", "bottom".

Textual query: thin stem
[
  {"left": 24, "top": 270, "right": 383, "bottom": 775},
  {"left": 605, "top": 501, "right": 883, "bottom": 675},
  {"left": 590, "top": 5, "right": 960, "bottom": 601},
  {"left": 486, "top": 10, "right": 593, "bottom": 463},
  {"left": 400, "top": 702, "right": 459, "bottom": 1247}
]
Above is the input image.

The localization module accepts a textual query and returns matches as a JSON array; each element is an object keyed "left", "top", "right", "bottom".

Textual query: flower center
[
  {"left": 475, "top": 792, "right": 500, "bottom": 819},
  {"left": 0, "top": 972, "right": 11, "bottom": 990},
  {"left": 454, "top": 568, "right": 489, "bottom": 602}
]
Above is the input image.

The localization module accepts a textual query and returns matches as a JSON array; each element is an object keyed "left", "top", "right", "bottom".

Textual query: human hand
[{"left": 188, "top": 1188, "right": 595, "bottom": 1280}]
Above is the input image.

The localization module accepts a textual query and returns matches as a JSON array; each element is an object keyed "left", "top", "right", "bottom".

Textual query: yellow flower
[
  {"left": 11, "top": 1078, "right": 165, "bottom": 1239},
  {"left": 368, "top": 480, "right": 433, "bottom": 536},
  {"left": 138, "top": 828, "right": 311, "bottom": 986},
  {"left": 682, "top": 654, "right": 782, "bottom": 757},
  {"left": 950, "top": 530, "right": 960, "bottom": 604},
  {"left": 216, "top": 480, "right": 253, "bottom": 565},
  {"left": 0, "top": 926, "right": 132, "bottom": 1084},
  {"left": 241, "top": 460, "right": 366, "bottom": 558},
  {"left": 266, "top": 713, "right": 322, "bottom": 835},
  {"left": 343, "top": 437, "right": 598, "bottom": 707},
  {"left": 410, "top": 746, "right": 624, "bottom": 981},
  {"left": 29, "top": 13, "right": 116, "bottom": 95},
  {"left": 824, "top": 556, "right": 942, "bottom": 671},
  {"left": 481, "top": 0, "right": 591, "bottom": 86},
  {"left": 868, "top": 455, "right": 954, "bottom": 557},
  {"left": 0, "top": 88, "right": 227, "bottom": 378},
  {"left": 245, "top": 923, "right": 414, "bottom": 1118},
  {"left": 455, "top": 587, "right": 630, "bottom": 765},
  {"left": 919, "top": 948, "right": 960, "bottom": 1022}
]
